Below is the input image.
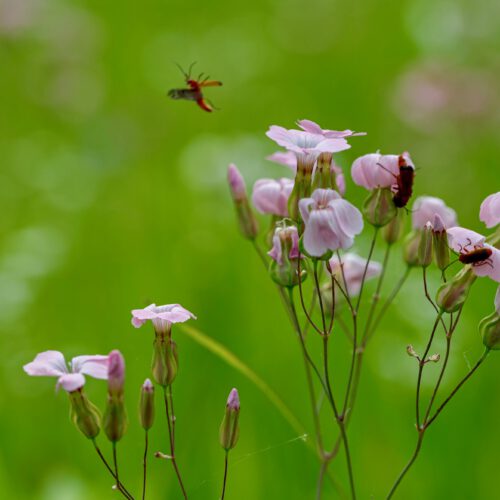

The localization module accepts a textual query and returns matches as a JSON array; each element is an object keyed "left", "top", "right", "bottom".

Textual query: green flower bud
[
  {"left": 103, "top": 395, "right": 127, "bottom": 442},
  {"left": 480, "top": 312, "right": 500, "bottom": 350},
  {"left": 403, "top": 230, "right": 422, "bottom": 267},
  {"left": 383, "top": 209, "right": 405, "bottom": 245},
  {"left": 362, "top": 188, "right": 397, "bottom": 227},
  {"left": 152, "top": 336, "right": 178, "bottom": 387},
  {"left": 139, "top": 379, "right": 155, "bottom": 430},
  {"left": 69, "top": 390, "right": 101, "bottom": 439},
  {"left": 432, "top": 222, "right": 449, "bottom": 271},
  {"left": 219, "top": 388, "right": 240, "bottom": 451},
  {"left": 418, "top": 222, "right": 433, "bottom": 267},
  {"left": 436, "top": 267, "right": 476, "bottom": 313}
]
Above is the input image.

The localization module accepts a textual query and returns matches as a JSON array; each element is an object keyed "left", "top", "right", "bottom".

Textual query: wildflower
[
  {"left": 299, "top": 189, "right": 363, "bottom": 258},
  {"left": 351, "top": 153, "right": 399, "bottom": 190},
  {"left": 447, "top": 227, "right": 500, "bottom": 282},
  {"left": 412, "top": 196, "right": 457, "bottom": 230},
  {"left": 23, "top": 351, "right": 109, "bottom": 392},
  {"left": 480, "top": 192, "right": 500, "bottom": 228},
  {"left": 327, "top": 253, "right": 382, "bottom": 296},
  {"left": 252, "top": 178, "right": 294, "bottom": 217},
  {"left": 266, "top": 151, "right": 297, "bottom": 171},
  {"left": 228, "top": 164, "right": 259, "bottom": 240},
  {"left": 131, "top": 303, "right": 196, "bottom": 337},
  {"left": 220, "top": 388, "right": 240, "bottom": 451}
]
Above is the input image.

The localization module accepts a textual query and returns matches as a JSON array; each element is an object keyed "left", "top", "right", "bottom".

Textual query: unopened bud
[
  {"left": 480, "top": 291, "right": 500, "bottom": 350},
  {"left": 288, "top": 153, "right": 315, "bottom": 221},
  {"left": 108, "top": 350, "right": 125, "bottom": 397},
  {"left": 406, "top": 344, "right": 419, "bottom": 358},
  {"left": 228, "top": 164, "right": 259, "bottom": 240},
  {"left": 383, "top": 209, "right": 405, "bottom": 245},
  {"left": 103, "top": 350, "right": 127, "bottom": 442},
  {"left": 140, "top": 379, "right": 155, "bottom": 430},
  {"left": 219, "top": 388, "right": 240, "bottom": 451},
  {"left": 432, "top": 215, "right": 449, "bottom": 270},
  {"left": 268, "top": 224, "right": 306, "bottom": 288},
  {"left": 362, "top": 188, "right": 397, "bottom": 227},
  {"left": 69, "top": 389, "right": 101, "bottom": 439},
  {"left": 152, "top": 336, "right": 178, "bottom": 387},
  {"left": 436, "top": 267, "right": 476, "bottom": 313},
  {"left": 418, "top": 222, "right": 433, "bottom": 267},
  {"left": 403, "top": 230, "right": 422, "bottom": 267}
]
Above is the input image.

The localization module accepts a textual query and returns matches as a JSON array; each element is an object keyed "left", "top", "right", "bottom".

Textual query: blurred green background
[{"left": 1, "top": 0, "right": 499, "bottom": 498}]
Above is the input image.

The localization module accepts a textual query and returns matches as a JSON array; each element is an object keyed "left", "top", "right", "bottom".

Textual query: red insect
[
  {"left": 168, "top": 62, "right": 222, "bottom": 112},
  {"left": 457, "top": 238, "right": 493, "bottom": 268},
  {"left": 392, "top": 152, "right": 415, "bottom": 208}
]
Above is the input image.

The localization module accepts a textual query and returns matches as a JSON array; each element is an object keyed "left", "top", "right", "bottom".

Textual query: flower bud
[
  {"left": 69, "top": 389, "right": 101, "bottom": 439},
  {"left": 406, "top": 344, "right": 419, "bottom": 359},
  {"left": 432, "top": 214, "right": 449, "bottom": 270},
  {"left": 436, "top": 267, "right": 476, "bottom": 313},
  {"left": 418, "top": 222, "right": 433, "bottom": 267},
  {"left": 103, "top": 350, "right": 127, "bottom": 442},
  {"left": 427, "top": 354, "right": 440, "bottom": 363},
  {"left": 362, "top": 188, "right": 397, "bottom": 227},
  {"left": 403, "top": 230, "right": 422, "bottom": 266},
  {"left": 108, "top": 350, "right": 125, "bottom": 397},
  {"left": 140, "top": 379, "right": 155, "bottom": 430},
  {"left": 383, "top": 209, "right": 405, "bottom": 245},
  {"left": 268, "top": 224, "right": 306, "bottom": 288},
  {"left": 228, "top": 164, "right": 259, "bottom": 240},
  {"left": 288, "top": 153, "right": 314, "bottom": 221},
  {"left": 152, "top": 336, "right": 178, "bottom": 387},
  {"left": 480, "top": 312, "right": 500, "bottom": 350},
  {"left": 219, "top": 388, "right": 240, "bottom": 451}
]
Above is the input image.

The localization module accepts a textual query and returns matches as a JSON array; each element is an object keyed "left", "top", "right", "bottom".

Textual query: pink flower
[
  {"left": 268, "top": 225, "right": 300, "bottom": 265},
  {"left": 252, "top": 178, "right": 294, "bottom": 217},
  {"left": 23, "top": 351, "right": 109, "bottom": 392},
  {"left": 331, "top": 163, "right": 346, "bottom": 196},
  {"left": 447, "top": 227, "right": 500, "bottom": 282},
  {"left": 226, "top": 388, "right": 240, "bottom": 410},
  {"left": 412, "top": 196, "right": 457, "bottom": 230},
  {"left": 266, "top": 151, "right": 297, "bottom": 171},
  {"left": 131, "top": 303, "right": 196, "bottom": 335},
  {"left": 297, "top": 119, "right": 366, "bottom": 138},
  {"left": 328, "top": 253, "right": 382, "bottom": 296},
  {"left": 299, "top": 189, "right": 363, "bottom": 257},
  {"left": 266, "top": 125, "right": 350, "bottom": 157},
  {"left": 480, "top": 192, "right": 500, "bottom": 228},
  {"left": 351, "top": 153, "right": 399, "bottom": 190},
  {"left": 227, "top": 164, "right": 247, "bottom": 201}
]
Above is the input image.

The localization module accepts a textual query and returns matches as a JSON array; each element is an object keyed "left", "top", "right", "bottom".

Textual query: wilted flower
[
  {"left": 480, "top": 192, "right": 500, "bottom": 228},
  {"left": 299, "top": 189, "right": 363, "bottom": 257},
  {"left": 412, "top": 196, "right": 457, "bottom": 230},
  {"left": 23, "top": 351, "right": 109, "bottom": 392},
  {"left": 252, "top": 178, "right": 294, "bottom": 217},
  {"left": 351, "top": 153, "right": 399, "bottom": 190},
  {"left": 131, "top": 303, "right": 196, "bottom": 336},
  {"left": 266, "top": 125, "right": 351, "bottom": 157},
  {"left": 297, "top": 119, "right": 366, "bottom": 138},
  {"left": 447, "top": 227, "right": 500, "bottom": 282},
  {"left": 327, "top": 253, "right": 382, "bottom": 296}
]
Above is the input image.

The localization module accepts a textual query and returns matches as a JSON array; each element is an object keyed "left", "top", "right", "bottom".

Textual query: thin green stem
[
  {"left": 163, "top": 386, "right": 188, "bottom": 499},
  {"left": 220, "top": 450, "right": 229, "bottom": 500},
  {"left": 92, "top": 440, "right": 133, "bottom": 500},
  {"left": 142, "top": 431, "right": 149, "bottom": 500},
  {"left": 354, "top": 227, "right": 379, "bottom": 313}
]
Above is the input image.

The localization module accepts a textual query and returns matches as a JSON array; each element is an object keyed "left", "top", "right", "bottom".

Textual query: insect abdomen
[{"left": 168, "top": 88, "right": 200, "bottom": 101}]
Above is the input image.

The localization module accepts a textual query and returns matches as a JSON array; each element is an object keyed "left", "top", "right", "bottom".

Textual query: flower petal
[
  {"left": 71, "top": 355, "right": 109, "bottom": 379},
  {"left": 57, "top": 373, "right": 86, "bottom": 392},
  {"left": 446, "top": 227, "right": 485, "bottom": 253},
  {"left": 23, "top": 350, "right": 67, "bottom": 377}
]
